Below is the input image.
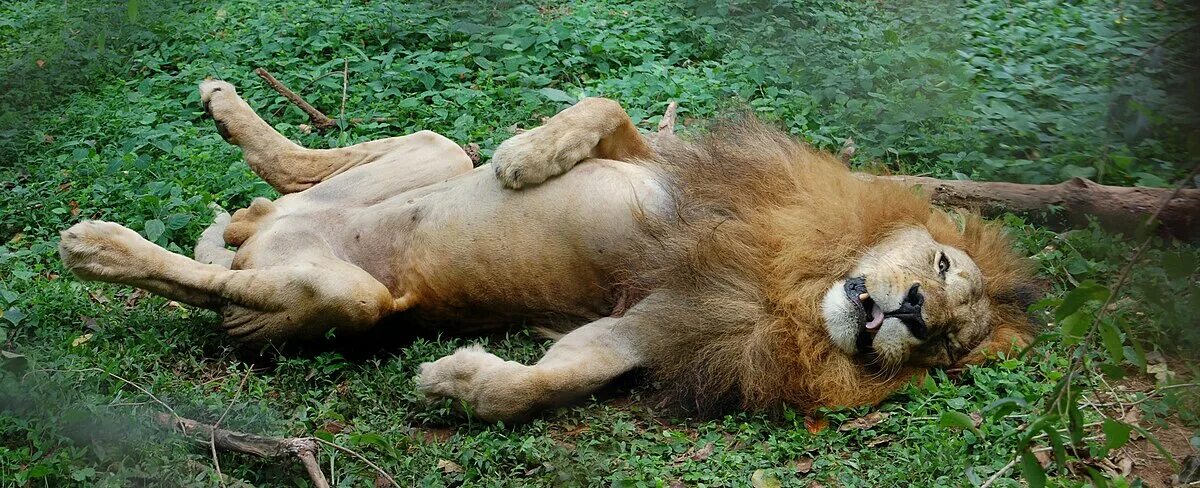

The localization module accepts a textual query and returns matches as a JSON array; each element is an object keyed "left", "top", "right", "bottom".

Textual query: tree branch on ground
[{"left": 155, "top": 413, "right": 331, "bottom": 488}]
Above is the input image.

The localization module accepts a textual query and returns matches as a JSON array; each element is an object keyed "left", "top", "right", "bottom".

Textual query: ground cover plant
[{"left": 1, "top": 0, "right": 1198, "bottom": 486}]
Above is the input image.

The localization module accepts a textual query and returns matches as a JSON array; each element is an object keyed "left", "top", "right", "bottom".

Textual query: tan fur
[{"left": 58, "top": 82, "right": 1037, "bottom": 421}]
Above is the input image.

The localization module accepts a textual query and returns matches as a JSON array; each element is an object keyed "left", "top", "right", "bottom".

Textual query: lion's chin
[{"left": 821, "top": 280, "right": 864, "bottom": 355}]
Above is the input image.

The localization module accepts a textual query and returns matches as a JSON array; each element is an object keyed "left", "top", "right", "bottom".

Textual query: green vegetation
[{"left": 1, "top": 0, "right": 1197, "bottom": 486}]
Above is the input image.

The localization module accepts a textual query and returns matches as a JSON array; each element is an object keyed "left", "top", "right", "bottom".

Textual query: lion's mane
[{"left": 626, "top": 118, "right": 1038, "bottom": 416}]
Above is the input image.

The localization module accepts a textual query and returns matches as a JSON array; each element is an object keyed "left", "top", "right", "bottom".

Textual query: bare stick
[
  {"left": 156, "top": 414, "right": 330, "bottom": 488},
  {"left": 340, "top": 60, "right": 349, "bottom": 122},
  {"left": 254, "top": 67, "right": 336, "bottom": 131},
  {"left": 979, "top": 456, "right": 1021, "bottom": 488}
]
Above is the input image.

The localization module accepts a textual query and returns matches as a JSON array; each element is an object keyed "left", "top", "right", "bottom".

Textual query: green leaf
[
  {"left": 1041, "top": 424, "right": 1067, "bottom": 469},
  {"left": 537, "top": 87, "right": 577, "bottom": 105},
  {"left": 1055, "top": 281, "right": 1109, "bottom": 321},
  {"left": 2, "top": 307, "right": 26, "bottom": 326},
  {"left": 984, "top": 397, "right": 1028, "bottom": 420},
  {"left": 1067, "top": 398, "right": 1085, "bottom": 445},
  {"left": 1102, "top": 418, "right": 1132, "bottom": 451},
  {"left": 1020, "top": 449, "right": 1047, "bottom": 488},
  {"left": 937, "top": 411, "right": 978, "bottom": 433},
  {"left": 144, "top": 219, "right": 165, "bottom": 241},
  {"left": 1086, "top": 467, "right": 1110, "bottom": 488},
  {"left": 1098, "top": 320, "right": 1124, "bottom": 364},
  {"left": 1059, "top": 311, "right": 1091, "bottom": 346}
]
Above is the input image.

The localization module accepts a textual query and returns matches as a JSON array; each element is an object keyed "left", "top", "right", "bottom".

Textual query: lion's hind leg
[
  {"left": 60, "top": 220, "right": 397, "bottom": 342},
  {"left": 417, "top": 316, "right": 643, "bottom": 422},
  {"left": 200, "top": 80, "right": 470, "bottom": 195}
]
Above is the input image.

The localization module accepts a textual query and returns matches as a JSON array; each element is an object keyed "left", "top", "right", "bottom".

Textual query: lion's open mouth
[{"left": 843, "top": 277, "right": 884, "bottom": 331}]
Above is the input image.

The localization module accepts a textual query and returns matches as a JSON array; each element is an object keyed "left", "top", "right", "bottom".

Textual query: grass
[{"left": 1, "top": 0, "right": 1198, "bottom": 486}]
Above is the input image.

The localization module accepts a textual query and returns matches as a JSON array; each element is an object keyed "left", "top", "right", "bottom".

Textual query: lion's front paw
[
  {"left": 59, "top": 221, "right": 157, "bottom": 281},
  {"left": 417, "top": 346, "right": 532, "bottom": 421},
  {"left": 417, "top": 345, "right": 503, "bottom": 398},
  {"left": 491, "top": 126, "right": 597, "bottom": 189}
]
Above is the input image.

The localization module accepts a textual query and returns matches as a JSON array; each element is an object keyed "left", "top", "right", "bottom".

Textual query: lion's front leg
[
  {"left": 417, "top": 317, "right": 642, "bottom": 422},
  {"left": 492, "top": 98, "right": 653, "bottom": 189}
]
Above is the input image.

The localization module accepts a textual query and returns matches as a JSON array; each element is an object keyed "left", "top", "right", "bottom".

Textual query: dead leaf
[
  {"left": 1120, "top": 408, "right": 1142, "bottom": 427},
  {"left": 749, "top": 469, "right": 782, "bottom": 488},
  {"left": 838, "top": 411, "right": 889, "bottom": 431},
  {"left": 71, "top": 333, "right": 93, "bottom": 347},
  {"left": 794, "top": 456, "right": 814, "bottom": 474},
  {"left": 668, "top": 481, "right": 686, "bottom": 488},
  {"left": 804, "top": 416, "right": 829, "bottom": 434},
  {"left": 82, "top": 317, "right": 100, "bottom": 332},
  {"left": 298, "top": 123, "right": 313, "bottom": 135},
  {"left": 1034, "top": 449, "right": 1053, "bottom": 468},
  {"left": 321, "top": 421, "right": 345, "bottom": 434},
  {"left": 36, "top": 59, "right": 45, "bottom": 68},
  {"left": 563, "top": 424, "right": 589, "bottom": 436},
  {"left": 671, "top": 442, "right": 715, "bottom": 465},
  {"left": 87, "top": 289, "right": 110, "bottom": 304},
  {"left": 970, "top": 411, "right": 983, "bottom": 428},
  {"left": 123, "top": 289, "right": 147, "bottom": 309},
  {"left": 437, "top": 459, "right": 463, "bottom": 474},
  {"left": 43, "top": 134, "right": 55, "bottom": 143},
  {"left": 1146, "top": 362, "right": 1175, "bottom": 384},
  {"left": 866, "top": 434, "right": 895, "bottom": 448},
  {"left": 69, "top": 200, "right": 79, "bottom": 218},
  {"left": 374, "top": 472, "right": 395, "bottom": 488},
  {"left": 418, "top": 427, "right": 454, "bottom": 443}
]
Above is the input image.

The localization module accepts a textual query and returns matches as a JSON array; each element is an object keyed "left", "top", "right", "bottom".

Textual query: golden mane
[{"left": 628, "top": 117, "right": 1038, "bottom": 416}]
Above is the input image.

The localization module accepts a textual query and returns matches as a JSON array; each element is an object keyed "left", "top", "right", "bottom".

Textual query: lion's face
[{"left": 822, "top": 227, "right": 993, "bottom": 371}]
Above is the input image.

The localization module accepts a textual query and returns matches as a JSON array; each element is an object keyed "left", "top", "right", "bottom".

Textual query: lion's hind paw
[{"left": 59, "top": 221, "right": 157, "bottom": 281}]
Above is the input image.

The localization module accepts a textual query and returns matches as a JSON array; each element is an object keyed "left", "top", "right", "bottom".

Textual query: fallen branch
[
  {"left": 858, "top": 174, "right": 1200, "bottom": 241},
  {"left": 255, "top": 68, "right": 336, "bottom": 131},
  {"left": 254, "top": 68, "right": 393, "bottom": 133},
  {"left": 155, "top": 413, "right": 331, "bottom": 488}
]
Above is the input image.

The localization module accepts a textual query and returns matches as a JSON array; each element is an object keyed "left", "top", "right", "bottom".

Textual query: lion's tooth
[{"left": 858, "top": 293, "right": 869, "bottom": 302}]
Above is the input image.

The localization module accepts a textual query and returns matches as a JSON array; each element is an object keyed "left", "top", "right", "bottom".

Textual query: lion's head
[
  {"left": 632, "top": 118, "right": 1040, "bottom": 416},
  {"left": 823, "top": 227, "right": 996, "bottom": 371}
]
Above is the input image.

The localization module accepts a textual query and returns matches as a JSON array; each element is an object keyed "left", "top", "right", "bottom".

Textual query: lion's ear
[{"left": 959, "top": 322, "right": 1032, "bottom": 366}]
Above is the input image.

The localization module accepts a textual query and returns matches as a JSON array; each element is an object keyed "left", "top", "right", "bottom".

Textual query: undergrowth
[{"left": 1, "top": 0, "right": 1197, "bottom": 486}]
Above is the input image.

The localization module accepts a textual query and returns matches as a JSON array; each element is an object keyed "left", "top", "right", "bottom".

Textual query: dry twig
[
  {"left": 155, "top": 413, "right": 331, "bottom": 488},
  {"left": 254, "top": 67, "right": 393, "bottom": 133}
]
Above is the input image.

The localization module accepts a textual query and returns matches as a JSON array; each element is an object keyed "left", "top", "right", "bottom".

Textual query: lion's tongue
[{"left": 865, "top": 302, "right": 885, "bottom": 330}]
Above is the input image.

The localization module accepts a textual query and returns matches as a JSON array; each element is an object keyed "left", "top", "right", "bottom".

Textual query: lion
[{"left": 57, "top": 80, "right": 1038, "bottom": 421}]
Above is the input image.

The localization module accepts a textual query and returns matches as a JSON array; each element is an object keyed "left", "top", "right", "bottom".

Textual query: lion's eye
[{"left": 937, "top": 252, "right": 951, "bottom": 277}]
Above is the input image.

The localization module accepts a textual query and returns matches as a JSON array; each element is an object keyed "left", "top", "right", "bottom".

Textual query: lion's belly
[{"left": 355, "top": 160, "right": 668, "bottom": 329}]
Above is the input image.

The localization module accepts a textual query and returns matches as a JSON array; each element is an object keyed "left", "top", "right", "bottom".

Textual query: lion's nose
[
  {"left": 902, "top": 282, "right": 924, "bottom": 309},
  {"left": 885, "top": 282, "right": 927, "bottom": 339}
]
